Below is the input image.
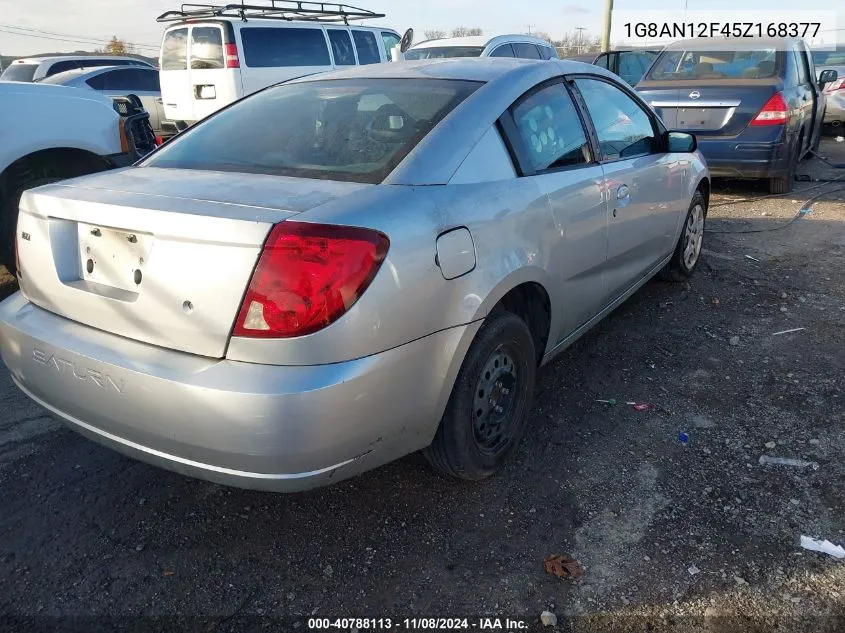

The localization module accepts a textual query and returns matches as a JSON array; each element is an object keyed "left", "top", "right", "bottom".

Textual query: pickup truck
[{"left": 0, "top": 82, "right": 155, "bottom": 275}]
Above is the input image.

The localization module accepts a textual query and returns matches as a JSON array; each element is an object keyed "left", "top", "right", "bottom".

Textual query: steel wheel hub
[
  {"left": 683, "top": 204, "right": 705, "bottom": 269},
  {"left": 473, "top": 344, "right": 518, "bottom": 454}
]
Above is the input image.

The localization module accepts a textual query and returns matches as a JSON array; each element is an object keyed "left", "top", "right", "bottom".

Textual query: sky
[{"left": 0, "top": 0, "right": 842, "bottom": 57}]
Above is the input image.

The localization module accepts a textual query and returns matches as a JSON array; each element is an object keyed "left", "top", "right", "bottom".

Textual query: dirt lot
[{"left": 1, "top": 140, "right": 844, "bottom": 633}]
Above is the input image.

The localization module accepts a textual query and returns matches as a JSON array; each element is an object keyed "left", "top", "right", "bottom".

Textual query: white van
[{"left": 157, "top": 2, "right": 401, "bottom": 127}]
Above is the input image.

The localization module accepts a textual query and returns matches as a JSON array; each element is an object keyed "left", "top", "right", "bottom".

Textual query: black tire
[
  {"left": 768, "top": 137, "right": 801, "bottom": 194},
  {"left": 659, "top": 191, "right": 706, "bottom": 282},
  {"left": 424, "top": 311, "right": 536, "bottom": 481},
  {"left": 0, "top": 178, "right": 61, "bottom": 276}
]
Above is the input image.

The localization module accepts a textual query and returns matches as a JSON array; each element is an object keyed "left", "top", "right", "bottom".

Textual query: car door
[
  {"left": 572, "top": 75, "right": 685, "bottom": 300},
  {"left": 500, "top": 79, "right": 609, "bottom": 339},
  {"left": 796, "top": 41, "right": 824, "bottom": 150},
  {"left": 792, "top": 43, "right": 816, "bottom": 155}
]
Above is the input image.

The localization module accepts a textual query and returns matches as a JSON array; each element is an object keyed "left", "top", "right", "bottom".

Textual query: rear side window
[
  {"left": 794, "top": 47, "right": 810, "bottom": 85},
  {"left": 89, "top": 69, "right": 146, "bottom": 91},
  {"left": 327, "top": 29, "right": 356, "bottom": 66},
  {"left": 0, "top": 63, "right": 38, "bottom": 82},
  {"left": 352, "top": 30, "right": 380, "bottom": 64},
  {"left": 46, "top": 60, "right": 80, "bottom": 76},
  {"left": 594, "top": 53, "right": 611, "bottom": 69},
  {"left": 511, "top": 82, "right": 590, "bottom": 172},
  {"left": 512, "top": 43, "right": 542, "bottom": 59},
  {"left": 139, "top": 69, "right": 161, "bottom": 91},
  {"left": 241, "top": 27, "right": 331, "bottom": 67},
  {"left": 574, "top": 77, "right": 656, "bottom": 160},
  {"left": 489, "top": 44, "right": 514, "bottom": 58},
  {"left": 191, "top": 27, "right": 225, "bottom": 69},
  {"left": 162, "top": 28, "right": 189, "bottom": 70},
  {"left": 144, "top": 78, "right": 480, "bottom": 183},
  {"left": 618, "top": 52, "right": 652, "bottom": 85},
  {"left": 538, "top": 46, "right": 554, "bottom": 60},
  {"left": 381, "top": 32, "right": 401, "bottom": 60}
]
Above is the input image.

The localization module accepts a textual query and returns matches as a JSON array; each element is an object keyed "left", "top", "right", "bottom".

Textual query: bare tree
[
  {"left": 450, "top": 26, "right": 483, "bottom": 37},
  {"left": 424, "top": 29, "right": 446, "bottom": 40},
  {"left": 530, "top": 31, "right": 555, "bottom": 44},
  {"left": 552, "top": 30, "right": 601, "bottom": 57}
]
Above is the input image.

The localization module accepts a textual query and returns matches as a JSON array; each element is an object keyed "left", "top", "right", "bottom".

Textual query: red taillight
[
  {"left": 233, "top": 222, "right": 389, "bottom": 339},
  {"left": 224, "top": 43, "right": 240, "bottom": 68},
  {"left": 824, "top": 78, "right": 845, "bottom": 93},
  {"left": 751, "top": 92, "right": 789, "bottom": 126}
]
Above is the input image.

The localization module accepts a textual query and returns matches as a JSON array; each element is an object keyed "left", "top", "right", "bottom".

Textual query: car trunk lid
[
  {"left": 638, "top": 80, "right": 781, "bottom": 136},
  {"left": 15, "top": 167, "right": 370, "bottom": 358}
]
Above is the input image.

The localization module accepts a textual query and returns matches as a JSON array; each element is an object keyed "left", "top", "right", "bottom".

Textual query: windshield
[
  {"left": 404, "top": 46, "right": 484, "bottom": 60},
  {"left": 0, "top": 63, "right": 38, "bottom": 82},
  {"left": 812, "top": 49, "right": 845, "bottom": 66},
  {"left": 647, "top": 48, "right": 779, "bottom": 80},
  {"left": 143, "top": 78, "right": 480, "bottom": 183}
]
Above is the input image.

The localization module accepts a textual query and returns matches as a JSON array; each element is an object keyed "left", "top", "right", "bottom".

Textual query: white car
[
  {"left": 0, "top": 83, "right": 155, "bottom": 275},
  {"left": 404, "top": 35, "right": 558, "bottom": 61},
  {"left": 156, "top": 1, "right": 401, "bottom": 128},
  {"left": 0, "top": 55, "right": 153, "bottom": 83}
]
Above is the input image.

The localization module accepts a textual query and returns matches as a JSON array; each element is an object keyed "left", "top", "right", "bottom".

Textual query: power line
[{"left": 0, "top": 23, "right": 160, "bottom": 52}]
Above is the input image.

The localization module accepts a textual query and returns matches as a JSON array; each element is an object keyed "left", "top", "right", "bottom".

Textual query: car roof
[
  {"left": 11, "top": 55, "right": 146, "bottom": 65},
  {"left": 38, "top": 65, "right": 154, "bottom": 84},
  {"left": 291, "top": 57, "right": 606, "bottom": 84},
  {"left": 410, "top": 34, "right": 553, "bottom": 50}
]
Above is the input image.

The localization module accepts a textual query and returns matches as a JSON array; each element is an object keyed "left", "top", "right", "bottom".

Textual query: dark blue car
[{"left": 637, "top": 38, "right": 837, "bottom": 193}]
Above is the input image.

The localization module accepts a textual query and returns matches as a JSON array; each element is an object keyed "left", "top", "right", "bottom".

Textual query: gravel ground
[{"left": 1, "top": 140, "right": 845, "bottom": 633}]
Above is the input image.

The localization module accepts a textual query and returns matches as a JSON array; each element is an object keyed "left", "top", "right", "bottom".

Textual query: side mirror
[
  {"left": 819, "top": 68, "right": 838, "bottom": 88},
  {"left": 666, "top": 131, "right": 697, "bottom": 153}
]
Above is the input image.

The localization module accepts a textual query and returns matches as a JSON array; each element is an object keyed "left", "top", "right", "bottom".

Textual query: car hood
[{"left": 0, "top": 81, "right": 114, "bottom": 105}]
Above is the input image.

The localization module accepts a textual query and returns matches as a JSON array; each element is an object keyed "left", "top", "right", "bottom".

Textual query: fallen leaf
[
  {"left": 163, "top": 570, "right": 175, "bottom": 577},
  {"left": 544, "top": 554, "right": 583, "bottom": 580}
]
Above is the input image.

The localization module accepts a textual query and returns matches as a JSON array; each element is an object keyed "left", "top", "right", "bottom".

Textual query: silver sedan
[{"left": 0, "top": 59, "right": 709, "bottom": 491}]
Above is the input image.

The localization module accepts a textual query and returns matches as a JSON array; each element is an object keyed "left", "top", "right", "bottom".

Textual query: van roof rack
[{"left": 156, "top": 1, "right": 385, "bottom": 25}]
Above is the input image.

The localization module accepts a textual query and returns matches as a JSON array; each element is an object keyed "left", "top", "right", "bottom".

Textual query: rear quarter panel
[{"left": 225, "top": 178, "right": 558, "bottom": 366}]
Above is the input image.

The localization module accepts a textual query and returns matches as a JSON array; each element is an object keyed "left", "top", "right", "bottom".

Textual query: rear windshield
[
  {"left": 404, "top": 46, "right": 484, "bottom": 60},
  {"left": 812, "top": 49, "right": 845, "bottom": 66},
  {"left": 162, "top": 28, "right": 188, "bottom": 70},
  {"left": 0, "top": 63, "right": 38, "bottom": 82},
  {"left": 241, "top": 27, "right": 330, "bottom": 67},
  {"left": 647, "top": 48, "right": 779, "bottom": 80},
  {"left": 143, "top": 78, "right": 480, "bottom": 183}
]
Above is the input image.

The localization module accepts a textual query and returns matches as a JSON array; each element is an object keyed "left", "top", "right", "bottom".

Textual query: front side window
[
  {"left": 512, "top": 82, "right": 590, "bottom": 172},
  {"left": 191, "top": 27, "right": 225, "bottom": 69},
  {"left": 162, "top": 28, "right": 188, "bottom": 71},
  {"left": 327, "top": 29, "right": 356, "bottom": 65},
  {"left": 241, "top": 27, "right": 331, "bottom": 67},
  {"left": 574, "top": 77, "right": 656, "bottom": 160},
  {"left": 538, "top": 46, "right": 555, "bottom": 60},
  {"left": 352, "top": 30, "right": 381, "bottom": 64},
  {"left": 143, "top": 78, "right": 479, "bottom": 183},
  {"left": 512, "top": 43, "right": 542, "bottom": 59},
  {"left": 381, "top": 32, "right": 401, "bottom": 60}
]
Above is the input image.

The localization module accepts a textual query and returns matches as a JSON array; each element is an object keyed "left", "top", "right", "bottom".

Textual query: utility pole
[
  {"left": 575, "top": 27, "right": 586, "bottom": 54},
  {"left": 601, "top": 0, "right": 613, "bottom": 52},
  {"left": 526, "top": 24, "right": 535, "bottom": 35}
]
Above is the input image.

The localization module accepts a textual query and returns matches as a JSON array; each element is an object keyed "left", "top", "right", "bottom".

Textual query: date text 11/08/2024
[{"left": 307, "top": 617, "right": 530, "bottom": 631}]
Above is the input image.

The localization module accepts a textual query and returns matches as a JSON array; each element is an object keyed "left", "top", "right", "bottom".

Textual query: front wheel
[
  {"left": 424, "top": 311, "right": 536, "bottom": 481},
  {"left": 659, "top": 191, "right": 706, "bottom": 282}
]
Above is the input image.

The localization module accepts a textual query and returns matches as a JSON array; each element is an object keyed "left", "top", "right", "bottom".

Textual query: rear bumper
[
  {"left": 824, "top": 93, "right": 845, "bottom": 124},
  {"left": 0, "top": 293, "right": 477, "bottom": 491},
  {"left": 697, "top": 138, "right": 791, "bottom": 179}
]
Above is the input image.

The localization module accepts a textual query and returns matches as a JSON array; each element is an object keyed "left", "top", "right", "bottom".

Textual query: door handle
[
  {"left": 616, "top": 185, "right": 630, "bottom": 201},
  {"left": 155, "top": 97, "right": 163, "bottom": 104}
]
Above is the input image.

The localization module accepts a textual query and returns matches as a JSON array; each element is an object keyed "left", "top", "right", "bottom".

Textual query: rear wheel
[
  {"left": 659, "top": 191, "right": 706, "bottom": 282},
  {"left": 424, "top": 311, "right": 536, "bottom": 481},
  {"left": 0, "top": 177, "right": 60, "bottom": 276},
  {"left": 768, "top": 137, "right": 801, "bottom": 194}
]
